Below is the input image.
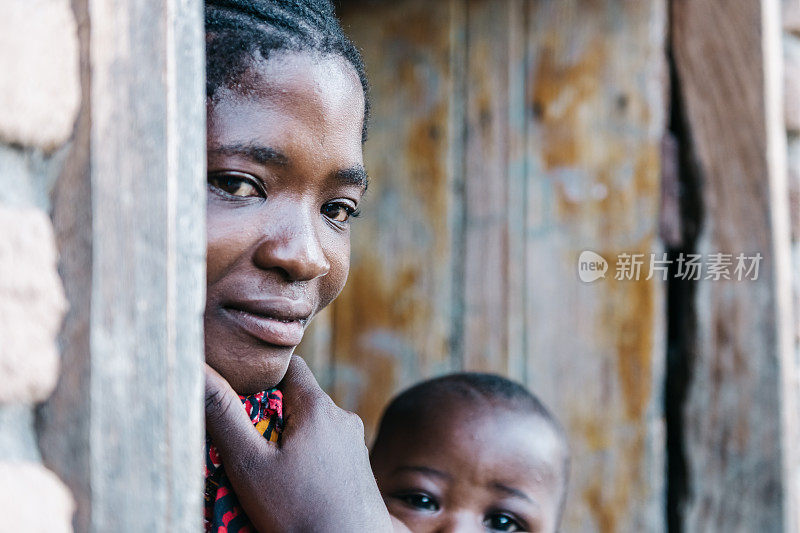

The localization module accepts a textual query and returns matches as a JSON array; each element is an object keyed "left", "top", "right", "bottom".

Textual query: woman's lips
[{"left": 222, "top": 299, "right": 311, "bottom": 347}]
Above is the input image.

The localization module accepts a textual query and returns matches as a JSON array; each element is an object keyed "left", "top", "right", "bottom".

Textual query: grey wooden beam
[
  {"left": 41, "top": 0, "right": 206, "bottom": 531},
  {"left": 88, "top": 0, "right": 206, "bottom": 530},
  {"left": 672, "top": 0, "right": 797, "bottom": 530}
]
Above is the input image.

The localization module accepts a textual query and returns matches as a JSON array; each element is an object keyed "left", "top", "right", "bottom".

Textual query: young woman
[{"left": 201, "top": 1, "right": 398, "bottom": 531}]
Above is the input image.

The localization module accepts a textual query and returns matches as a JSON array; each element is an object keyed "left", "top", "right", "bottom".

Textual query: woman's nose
[{"left": 252, "top": 213, "right": 330, "bottom": 282}]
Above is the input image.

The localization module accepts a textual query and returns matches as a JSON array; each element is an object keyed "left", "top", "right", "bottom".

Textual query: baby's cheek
[
  {"left": 384, "top": 501, "right": 436, "bottom": 533},
  {"left": 531, "top": 481, "right": 563, "bottom": 533}
]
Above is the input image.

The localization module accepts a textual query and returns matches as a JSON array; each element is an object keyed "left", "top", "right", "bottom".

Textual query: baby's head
[{"left": 371, "top": 374, "right": 569, "bottom": 533}]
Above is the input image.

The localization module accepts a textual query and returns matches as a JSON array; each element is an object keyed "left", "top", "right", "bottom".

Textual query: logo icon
[{"left": 578, "top": 250, "right": 608, "bottom": 283}]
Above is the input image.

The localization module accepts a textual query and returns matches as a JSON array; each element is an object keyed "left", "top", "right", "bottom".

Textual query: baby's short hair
[
  {"left": 373, "top": 372, "right": 570, "bottom": 517},
  {"left": 375, "top": 372, "right": 563, "bottom": 437}
]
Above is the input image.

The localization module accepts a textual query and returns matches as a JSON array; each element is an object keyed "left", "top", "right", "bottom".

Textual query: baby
[{"left": 371, "top": 373, "right": 570, "bottom": 533}]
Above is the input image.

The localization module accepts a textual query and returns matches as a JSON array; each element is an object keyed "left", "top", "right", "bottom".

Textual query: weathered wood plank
[
  {"left": 524, "top": 1, "right": 667, "bottom": 531},
  {"left": 673, "top": 0, "right": 797, "bottom": 530},
  {"left": 333, "top": 5, "right": 669, "bottom": 529},
  {"left": 327, "top": 0, "right": 462, "bottom": 439},
  {"left": 87, "top": 0, "right": 206, "bottom": 530},
  {"left": 782, "top": 0, "right": 800, "bottom": 526},
  {"left": 165, "top": 0, "right": 207, "bottom": 529},
  {"left": 460, "top": 0, "right": 526, "bottom": 377}
]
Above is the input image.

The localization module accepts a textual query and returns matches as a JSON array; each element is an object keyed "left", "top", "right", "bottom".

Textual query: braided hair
[{"left": 206, "top": 0, "right": 370, "bottom": 141}]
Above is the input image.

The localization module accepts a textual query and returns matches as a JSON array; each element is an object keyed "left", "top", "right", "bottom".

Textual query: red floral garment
[{"left": 204, "top": 390, "right": 283, "bottom": 533}]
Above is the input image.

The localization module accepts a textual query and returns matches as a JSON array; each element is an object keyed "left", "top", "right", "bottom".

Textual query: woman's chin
[{"left": 206, "top": 345, "right": 295, "bottom": 395}]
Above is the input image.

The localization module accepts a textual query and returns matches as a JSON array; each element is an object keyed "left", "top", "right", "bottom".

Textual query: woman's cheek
[
  {"left": 323, "top": 236, "right": 350, "bottom": 304},
  {"left": 205, "top": 205, "right": 255, "bottom": 285}
]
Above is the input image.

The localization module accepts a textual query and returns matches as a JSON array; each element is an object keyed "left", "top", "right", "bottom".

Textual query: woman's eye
[
  {"left": 321, "top": 202, "right": 358, "bottom": 223},
  {"left": 483, "top": 513, "right": 524, "bottom": 532},
  {"left": 208, "top": 174, "right": 262, "bottom": 198},
  {"left": 397, "top": 493, "right": 440, "bottom": 512}
]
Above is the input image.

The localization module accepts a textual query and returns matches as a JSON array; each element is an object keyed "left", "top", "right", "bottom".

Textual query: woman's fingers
[
  {"left": 204, "top": 364, "right": 278, "bottom": 471},
  {"left": 204, "top": 362, "right": 241, "bottom": 427},
  {"left": 204, "top": 363, "right": 234, "bottom": 403},
  {"left": 277, "top": 355, "right": 337, "bottom": 445},
  {"left": 205, "top": 360, "right": 393, "bottom": 531},
  {"left": 277, "top": 355, "right": 331, "bottom": 414},
  {"left": 204, "top": 365, "right": 288, "bottom": 532}
]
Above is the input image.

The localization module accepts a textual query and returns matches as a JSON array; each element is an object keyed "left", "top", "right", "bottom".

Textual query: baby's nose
[{"left": 437, "top": 510, "right": 484, "bottom": 533}]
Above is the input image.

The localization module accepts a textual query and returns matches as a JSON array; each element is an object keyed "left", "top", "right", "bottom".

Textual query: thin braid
[{"left": 206, "top": 0, "right": 370, "bottom": 141}]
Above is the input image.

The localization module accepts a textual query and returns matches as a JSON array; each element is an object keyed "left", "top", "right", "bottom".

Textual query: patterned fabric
[{"left": 205, "top": 389, "right": 284, "bottom": 533}]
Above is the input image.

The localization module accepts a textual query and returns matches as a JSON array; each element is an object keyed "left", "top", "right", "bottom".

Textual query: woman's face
[{"left": 205, "top": 52, "right": 366, "bottom": 394}]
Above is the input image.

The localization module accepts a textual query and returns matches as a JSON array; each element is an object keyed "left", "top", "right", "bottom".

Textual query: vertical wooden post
[
  {"left": 672, "top": 0, "right": 797, "bottom": 530},
  {"left": 88, "top": 0, "right": 206, "bottom": 529},
  {"left": 41, "top": 0, "right": 206, "bottom": 531}
]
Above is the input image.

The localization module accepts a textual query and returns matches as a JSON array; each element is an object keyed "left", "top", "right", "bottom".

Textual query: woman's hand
[{"left": 204, "top": 356, "right": 395, "bottom": 533}]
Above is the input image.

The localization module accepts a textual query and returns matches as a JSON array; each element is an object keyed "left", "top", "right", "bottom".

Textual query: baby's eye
[
  {"left": 208, "top": 174, "right": 263, "bottom": 198},
  {"left": 483, "top": 512, "right": 524, "bottom": 532},
  {"left": 321, "top": 202, "right": 358, "bottom": 223},
  {"left": 397, "top": 492, "right": 440, "bottom": 512}
]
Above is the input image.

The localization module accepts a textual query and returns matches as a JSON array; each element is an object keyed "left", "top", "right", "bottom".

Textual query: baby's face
[{"left": 371, "top": 400, "right": 565, "bottom": 533}]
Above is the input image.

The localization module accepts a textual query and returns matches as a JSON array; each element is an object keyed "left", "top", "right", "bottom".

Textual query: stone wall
[{"left": 0, "top": 0, "right": 80, "bottom": 531}]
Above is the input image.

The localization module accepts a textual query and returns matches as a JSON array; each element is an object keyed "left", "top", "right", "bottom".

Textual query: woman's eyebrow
[
  {"left": 209, "top": 143, "right": 367, "bottom": 191},
  {"left": 211, "top": 142, "right": 289, "bottom": 166},
  {"left": 335, "top": 165, "right": 369, "bottom": 192}
]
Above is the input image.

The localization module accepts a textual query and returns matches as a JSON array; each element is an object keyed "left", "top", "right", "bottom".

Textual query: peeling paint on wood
[
  {"left": 524, "top": 2, "right": 667, "bottom": 531},
  {"left": 304, "top": 0, "right": 461, "bottom": 439},
  {"left": 460, "top": 0, "right": 526, "bottom": 376},
  {"left": 322, "top": 2, "right": 668, "bottom": 529}
]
